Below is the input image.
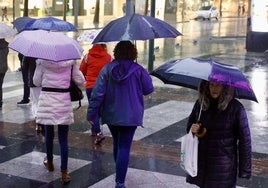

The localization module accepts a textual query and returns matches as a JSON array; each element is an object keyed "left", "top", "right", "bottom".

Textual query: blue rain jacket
[{"left": 87, "top": 59, "right": 154, "bottom": 126}]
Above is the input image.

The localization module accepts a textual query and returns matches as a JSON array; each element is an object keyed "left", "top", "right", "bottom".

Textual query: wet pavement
[{"left": 0, "top": 17, "right": 268, "bottom": 187}]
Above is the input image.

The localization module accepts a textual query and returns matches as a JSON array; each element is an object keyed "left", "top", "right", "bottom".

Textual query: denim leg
[
  {"left": 86, "top": 88, "right": 92, "bottom": 104},
  {"left": 108, "top": 125, "right": 119, "bottom": 162},
  {"left": 108, "top": 125, "right": 137, "bottom": 184},
  {"left": 86, "top": 88, "right": 101, "bottom": 133},
  {"left": 45, "top": 125, "right": 54, "bottom": 161},
  {"left": 0, "top": 73, "right": 5, "bottom": 104},
  {"left": 58, "top": 125, "right": 69, "bottom": 171}
]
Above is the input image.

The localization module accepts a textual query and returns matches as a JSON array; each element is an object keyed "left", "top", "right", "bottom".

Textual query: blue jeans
[
  {"left": 0, "top": 73, "right": 6, "bottom": 104},
  {"left": 108, "top": 125, "right": 137, "bottom": 184},
  {"left": 45, "top": 125, "right": 69, "bottom": 171},
  {"left": 86, "top": 88, "right": 101, "bottom": 133}
]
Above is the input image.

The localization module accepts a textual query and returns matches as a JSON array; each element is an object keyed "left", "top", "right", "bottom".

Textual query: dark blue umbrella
[
  {"left": 151, "top": 57, "right": 258, "bottom": 102},
  {"left": 12, "top": 17, "right": 36, "bottom": 33},
  {"left": 92, "top": 13, "right": 182, "bottom": 43},
  {"left": 22, "top": 17, "right": 77, "bottom": 32}
]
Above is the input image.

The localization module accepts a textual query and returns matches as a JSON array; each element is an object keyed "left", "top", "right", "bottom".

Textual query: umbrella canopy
[
  {"left": 0, "top": 23, "right": 17, "bottom": 39},
  {"left": 12, "top": 17, "right": 36, "bottom": 33},
  {"left": 8, "top": 30, "right": 83, "bottom": 62},
  {"left": 92, "top": 13, "right": 182, "bottom": 43},
  {"left": 77, "top": 29, "right": 102, "bottom": 43},
  {"left": 151, "top": 57, "right": 258, "bottom": 102},
  {"left": 22, "top": 17, "right": 78, "bottom": 32}
]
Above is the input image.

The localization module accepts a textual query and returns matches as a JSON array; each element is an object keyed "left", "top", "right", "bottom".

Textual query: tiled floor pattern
[
  {"left": 91, "top": 100, "right": 194, "bottom": 141},
  {"left": 0, "top": 151, "right": 91, "bottom": 183},
  {"left": 0, "top": 61, "right": 267, "bottom": 187},
  {"left": 89, "top": 168, "right": 245, "bottom": 188}
]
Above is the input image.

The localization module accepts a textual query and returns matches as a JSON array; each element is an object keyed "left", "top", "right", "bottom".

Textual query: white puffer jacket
[{"left": 33, "top": 59, "right": 85, "bottom": 125}]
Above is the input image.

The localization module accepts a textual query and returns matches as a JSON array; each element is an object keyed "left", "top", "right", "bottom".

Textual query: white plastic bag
[{"left": 180, "top": 132, "right": 198, "bottom": 177}]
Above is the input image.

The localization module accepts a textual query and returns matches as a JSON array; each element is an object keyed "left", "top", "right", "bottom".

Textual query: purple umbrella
[
  {"left": 92, "top": 13, "right": 182, "bottom": 43},
  {"left": 151, "top": 57, "right": 257, "bottom": 102},
  {"left": 8, "top": 30, "right": 83, "bottom": 62}
]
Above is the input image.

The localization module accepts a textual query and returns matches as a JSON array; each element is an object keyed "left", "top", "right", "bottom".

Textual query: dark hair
[
  {"left": 93, "top": 43, "right": 107, "bottom": 49},
  {"left": 100, "top": 44, "right": 107, "bottom": 49},
  {"left": 113, "top": 41, "right": 137, "bottom": 60}
]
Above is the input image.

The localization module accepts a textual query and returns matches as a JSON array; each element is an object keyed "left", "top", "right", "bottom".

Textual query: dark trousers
[
  {"left": 86, "top": 88, "right": 101, "bottom": 133},
  {"left": 108, "top": 125, "right": 137, "bottom": 184},
  {"left": 0, "top": 73, "right": 5, "bottom": 105},
  {"left": 21, "top": 66, "right": 30, "bottom": 102},
  {"left": 45, "top": 125, "right": 69, "bottom": 171}
]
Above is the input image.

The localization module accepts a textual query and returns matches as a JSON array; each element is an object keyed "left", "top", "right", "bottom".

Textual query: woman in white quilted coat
[{"left": 33, "top": 59, "right": 85, "bottom": 184}]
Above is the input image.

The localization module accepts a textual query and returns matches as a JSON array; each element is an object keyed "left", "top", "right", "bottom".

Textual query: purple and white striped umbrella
[{"left": 8, "top": 30, "right": 83, "bottom": 62}]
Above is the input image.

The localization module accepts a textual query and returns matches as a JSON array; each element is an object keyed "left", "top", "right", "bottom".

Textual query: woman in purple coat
[
  {"left": 87, "top": 41, "right": 154, "bottom": 188},
  {"left": 187, "top": 80, "right": 252, "bottom": 188}
]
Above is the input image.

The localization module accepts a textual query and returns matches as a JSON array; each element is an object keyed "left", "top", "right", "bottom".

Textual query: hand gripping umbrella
[
  {"left": 150, "top": 57, "right": 258, "bottom": 102},
  {"left": 92, "top": 13, "right": 182, "bottom": 43},
  {"left": 8, "top": 30, "right": 83, "bottom": 62}
]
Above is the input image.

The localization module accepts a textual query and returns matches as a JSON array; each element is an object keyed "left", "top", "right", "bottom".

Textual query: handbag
[
  {"left": 70, "top": 65, "right": 84, "bottom": 108},
  {"left": 180, "top": 132, "right": 198, "bottom": 177}
]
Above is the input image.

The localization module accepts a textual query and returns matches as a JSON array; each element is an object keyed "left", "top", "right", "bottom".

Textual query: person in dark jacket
[
  {"left": 87, "top": 41, "right": 154, "bottom": 188},
  {"left": 0, "top": 39, "right": 8, "bottom": 109},
  {"left": 186, "top": 80, "right": 252, "bottom": 188},
  {"left": 17, "top": 53, "right": 30, "bottom": 106}
]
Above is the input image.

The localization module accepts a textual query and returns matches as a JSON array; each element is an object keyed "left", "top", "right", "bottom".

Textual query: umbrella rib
[{"left": 142, "top": 17, "right": 160, "bottom": 38}]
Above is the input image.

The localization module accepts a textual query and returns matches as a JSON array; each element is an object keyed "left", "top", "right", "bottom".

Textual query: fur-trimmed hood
[{"left": 198, "top": 80, "right": 234, "bottom": 111}]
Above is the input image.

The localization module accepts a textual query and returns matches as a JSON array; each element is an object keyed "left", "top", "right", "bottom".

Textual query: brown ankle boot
[
  {"left": 61, "top": 170, "right": 71, "bottom": 184},
  {"left": 43, "top": 157, "right": 54, "bottom": 171}
]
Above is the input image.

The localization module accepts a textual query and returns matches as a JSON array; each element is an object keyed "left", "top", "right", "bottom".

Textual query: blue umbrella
[
  {"left": 22, "top": 17, "right": 78, "bottom": 32},
  {"left": 92, "top": 13, "right": 182, "bottom": 43},
  {"left": 12, "top": 17, "right": 36, "bottom": 33},
  {"left": 151, "top": 57, "right": 258, "bottom": 102}
]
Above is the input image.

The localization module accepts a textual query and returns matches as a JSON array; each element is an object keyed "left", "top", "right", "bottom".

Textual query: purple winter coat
[
  {"left": 186, "top": 98, "right": 252, "bottom": 188},
  {"left": 87, "top": 59, "right": 154, "bottom": 126}
]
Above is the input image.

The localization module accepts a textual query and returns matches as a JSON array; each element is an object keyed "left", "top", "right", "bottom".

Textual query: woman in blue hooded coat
[
  {"left": 186, "top": 80, "right": 252, "bottom": 188},
  {"left": 87, "top": 41, "right": 154, "bottom": 188}
]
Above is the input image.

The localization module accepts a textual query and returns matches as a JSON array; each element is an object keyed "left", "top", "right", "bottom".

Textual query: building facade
[{"left": 1, "top": 0, "right": 249, "bottom": 22}]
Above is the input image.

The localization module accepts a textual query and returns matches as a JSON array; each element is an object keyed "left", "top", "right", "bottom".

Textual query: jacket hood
[
  {"left": 36, "top": 59, "right": 76, "bottom": 69},
  {"left": 198, "top": 80, "right": 234, "bottom": 111},
  {"left": 110, "top": 60, "right": 139, "bottom": 83},
  {"left": 0, "top": 39, "right": 8, "bottom": 49},
  {"left": 88, "top": 45, "right": 109, "bottom": 59}
]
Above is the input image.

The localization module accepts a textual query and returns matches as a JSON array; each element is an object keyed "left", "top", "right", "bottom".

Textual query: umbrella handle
[{"left": 194, "top": 123, "right": 207, "bottom": 138}]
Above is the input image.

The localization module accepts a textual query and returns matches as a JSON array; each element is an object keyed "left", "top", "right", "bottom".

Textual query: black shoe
[{"left": 17, "top": 100, "right": 30, "bottom": 106}]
